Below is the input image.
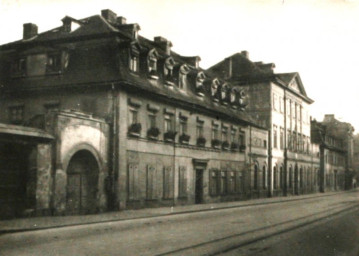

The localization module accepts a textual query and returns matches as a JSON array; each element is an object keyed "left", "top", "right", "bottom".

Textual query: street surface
[{"left": 0, "top": 191, "right": 358, "bottom": 256}]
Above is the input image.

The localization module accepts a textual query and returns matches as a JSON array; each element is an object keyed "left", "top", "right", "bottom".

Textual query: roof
[
  {"left": 0, "top": 123, "right": 54, "bottom": 140},
  {"left": 0, "top": 10, "right": 265, "bottom": 130}
]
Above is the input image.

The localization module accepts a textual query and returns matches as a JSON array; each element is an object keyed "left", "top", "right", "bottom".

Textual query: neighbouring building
[
  {"left": 207, "top": 52, "right": 321, "bottom": 197},
  {"left": 353, "top": 134, "right": 359, "bottom": 187},
  {"left": 311, "top": 114, "right": 355, "bottom": 191},
  {"left": 0, "top": 9, "right": 269, "bottom": 219}
]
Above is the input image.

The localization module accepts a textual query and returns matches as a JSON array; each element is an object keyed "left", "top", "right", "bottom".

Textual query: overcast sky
[{"left": 1, "top": 0, "right": 359, "bottom": 131}]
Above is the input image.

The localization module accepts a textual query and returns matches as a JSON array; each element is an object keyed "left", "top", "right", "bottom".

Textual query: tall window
[
  {"left": 280, "top": 165, "right": 283, "bottom": 189},
  {"left": 212, "top": 123, "right": 219, "bottom": 140},
  {"left": 129, "top": 56, "right": 138, "bottom": 72},
  {"left": 280, "top": 127, "right": 284, "bottom": 149},
  {"left": 129, "top": 108, "right": 138, "bottom": 125},
  {"left": 289, "top": 166, "right": 293, "bottom": 188},
  {"left": 239, "top": 131, "right": 245, "bottom": 146},
  {"left": 164, "top": 114, "right": 172, "bottom": 132},
  {"left": 273, "top": 125, "right": 278, "bottom": 148},
  {"left": 179, "top": 117, "right": 187, "bottom": 135},
  {"left": 147, "top": 49, "right": 158, "bottom": 77},
  {"left": 273, "top": 93, "right": 278, "bottom": 111},
  {"left": 196, "top": 122, "right": 203, "bottom": 138},
  {"left": 222, "top": 126, "right": 228, "bottom": 142},
  {"left": 149, "top": 114, "right": 156, "bottom": 128}
]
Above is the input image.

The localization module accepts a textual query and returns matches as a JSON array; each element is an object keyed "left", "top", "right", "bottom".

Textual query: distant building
[
  {"left": 0, "top": 9, "right": 269, "bottom": 219},
  {"left": 207, "top": 53, "right": 320, "bottom": 197},
  {"left": 311, "top": 115, "right": 355, "bottom": 191}
]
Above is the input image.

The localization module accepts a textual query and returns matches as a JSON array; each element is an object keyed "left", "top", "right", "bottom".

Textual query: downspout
[{"left": 111, "top": 83, "right": 119, "bottom": 209}]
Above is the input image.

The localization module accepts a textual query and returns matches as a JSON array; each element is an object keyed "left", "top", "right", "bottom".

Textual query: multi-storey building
[
  {"left": 311, "top": 114, "right": 355, "bottom": 191},
  {"left": 207, "top": 52, "right": 321, "bottom": 197},
  {"left": 0, "top": 9, "right": 269, "bottom": 219}
]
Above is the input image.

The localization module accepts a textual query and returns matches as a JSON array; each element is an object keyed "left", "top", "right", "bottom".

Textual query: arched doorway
[{"left": 66, "top": 150, "right": 99, "bottom": 215}]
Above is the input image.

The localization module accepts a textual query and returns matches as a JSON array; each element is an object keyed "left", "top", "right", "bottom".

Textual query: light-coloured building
[{"left": 208, "top": 52, "right": 320, "bottom": 197}]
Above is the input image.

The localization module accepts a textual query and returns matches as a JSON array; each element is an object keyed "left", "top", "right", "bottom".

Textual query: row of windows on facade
[
  {"left": 8, "top": 104, "right": 58, "bottom": 125},
  {"left": 325, "top": 152, "right": 345, "bottom": 166},
  {"left": 128, "top": 101, "right": 246, "bottom": 150},
  {"left": 128, "top": 49, "right": 248, "bottom": 108},
  {"left": 209, "top": 164, "right": 320, "bottom": 196},
  {"left": 253, "top": 164, "right": 320, "bottom": 191},
  {"left": 272, "top": 125, "right": 316, "bottom": 155},
  {"left": 273, "top": 93, "right": 310, "bottom": 125},
  {"left": 11, "top": 52, "right": 66, "bottom": 77},
  {"left": 325, "top": 136, "right": 344, "bottom": 149}
]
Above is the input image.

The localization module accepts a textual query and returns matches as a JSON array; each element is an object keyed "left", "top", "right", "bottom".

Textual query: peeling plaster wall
[{"left": 53, "top": 112, "right": 109, "bottom": 215}]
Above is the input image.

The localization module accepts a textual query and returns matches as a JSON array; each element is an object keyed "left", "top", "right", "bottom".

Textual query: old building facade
[
  {"left": 0, "top": 9, "right": 270, "bottom": 218},
  {"left": 0, "top": 9, "right": 354, "bottom": 219},
  {"left": 311, "top": 114, "right": 355, "bottom": 192},
  {"left": 207, "top": 52, "right": 321, "bottom": 197}
]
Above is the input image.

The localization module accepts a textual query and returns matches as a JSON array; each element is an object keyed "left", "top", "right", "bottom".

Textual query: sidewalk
[{"left": 0, "top": 190, "right": 350, "bottom": 234}]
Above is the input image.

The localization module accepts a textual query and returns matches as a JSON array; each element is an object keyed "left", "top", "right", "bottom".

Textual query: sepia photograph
[{"left": 0, "top": 0, "right": 358, "bottom": 255}]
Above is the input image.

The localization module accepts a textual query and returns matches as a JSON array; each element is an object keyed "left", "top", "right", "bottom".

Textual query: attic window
[
  {"left": 195, "top": 72, "right": 206, "bottom": 97},
  {"left": 220, "top": 83, "right": 228, "bottom": 104},
  {"left": 164, "top": 57, "right": 175, "bottom": 85},
  {"left": 46, "top": 53, "right": 62, "bottom": 73},
  {"left": 178, "top": 64, "right": 190, "bottom": 90},
  {"left": 211, "top": 79, "right": 220, "bottom": 102},
  {"left": 129, "top": 44, "right": 140, "bottom": 73},
  {"left": 147, "top": 49, "right": 159, "bottom": 79},
  {"left": 230, "top": 88, "right": 237, "bottom": 108},
  {"left": 11, "top": 58, "right": 26, "bottom": 77}
]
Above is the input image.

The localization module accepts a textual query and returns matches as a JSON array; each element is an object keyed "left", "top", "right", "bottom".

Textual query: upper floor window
[
  {"left": 273, "top": 93, "right": 278, "bottom": 111},
  {"left": 147, "top": 49, "right": 159, "bottom": 79},
  {"left": 129, "top": 56, "right": 138, "bottom": 72},
  {"left": 179, "top": 115, "right": 190, "bottom": 144},
  {"left": 211, "top": 79, "right": 220, "bottom": 102},
  {"left": 46, "top": 53, "right": 62, "bottom": 73},
  {"left": 195, "top": 72, "right": 206, "bottom": 97},
  {"left": 212, "top": 123, "right": 220, "bottom": 140},
  {"left": 164, "top": 57, "right": 175, "bottom": 85},
  {"left": 279, "top": 96, "right": 283, "bottom": 113},
  {"left": 178, "top": 64, "right": 190, "bottom": 90},
  {"left": 147, "top": 104, "right": 160, "bottom": 139},
  {"left": 12, "top": 58, "right": 26, "bottom": 76},
  {"left": 273, "top": 125, "right": 278, "bottom": 148},
  {"left": 196, "top": 118, "right": 205, "bottom": 147},
  {"left": 280, "top": 127, "right": 284, "bottom": 149},
  {"left": 163, "top": 112, "right": 176, "bottom": 142},
  {"left": 129, "top": 42, "right": 140, "bottom": 73},
  {"left": 9, "top": 105, "right": 24, "bottom": 125}
]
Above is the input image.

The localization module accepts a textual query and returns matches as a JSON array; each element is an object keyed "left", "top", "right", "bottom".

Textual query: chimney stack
[
  {"left": 101, "top": 9, "right": 117, "bottom": 24},
  {"left": 23, "top": 23, "right": 38, "bottom": 40},
  {"left": 241, "top": 50, "right": 249, "bottom": 59},
  {"left": 117, "top": 16, "right": 127, "bottom": 25},
  {"left": 154, "top": 36, "right": 173, "bottom": 55}
]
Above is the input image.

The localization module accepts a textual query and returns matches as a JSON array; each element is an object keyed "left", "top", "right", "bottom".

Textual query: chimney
[
  {"left": 23, "top": 23, "right": 38, "bottom": 40},
  {"left": 101, "top": 9, "right": 117, "bottom": 24},
  {"left": 154, "top": 36, "right": 173, "bottom": 55},
  {"left": 117, "top": 16, "right": 127, "bottom": 25},
  {"left": 241, "top": 50, "right": 249, "bottom": 59}
]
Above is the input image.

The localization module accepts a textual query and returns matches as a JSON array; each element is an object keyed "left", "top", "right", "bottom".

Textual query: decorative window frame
[
  {"left": 127, "top": 98, "right": 143, "bottom": 137},
  {"left": 195, "top": 71, "right": 206, "bottom": 97},
  {"left": 220, "top": 83, "right": 229, "bottom": 105},
  {"left": 147, "top": 48, "right": 159, "bottom": 79},
  {"left": 164, "top": 57, "right": 175, "bottom": 86},
  {"left": 147, "top": 104, "right": 160, "bottom": 139},
  {"left": 128, "top": 42, "right": 140, "bottom": 73},
  {"left": 210, "top": 78, "right": 220, "bottom": 102},
  {"left": 163, "top": 108, "right": 176, "bottom": 142},
  {"left": 179, "top": 113, "right": 190, "bottom": 144}
]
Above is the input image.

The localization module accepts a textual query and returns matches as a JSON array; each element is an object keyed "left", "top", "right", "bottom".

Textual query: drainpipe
[
  {"left": 283, "top": 94, "right": 288, "bottom": 196},
  {"left": 110, "top": 83, "right": 119, "bottom": 210}
]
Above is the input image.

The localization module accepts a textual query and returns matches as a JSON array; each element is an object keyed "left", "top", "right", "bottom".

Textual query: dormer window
[
  {"left": 46, "top": 53, "right": 61, "bottom": 73},
  {"left": 129, "top": 42, "right": 140, "bottom": 73},
  {"left": 195, "top": 71, "right": 206, "bottom": 97},
  {"left": 238, "top": 89, "right": 248, "bottom": 110},
  {"left": 210, "top": 79, "right": 220, "bottom": 102},
  {"left": 147, "top": 49, "right": 159, "bottom": 79},
  {"left": 164, "top": 57, "right": 175, "bottom": 85},
  {"left": 178, "top": 64, "right": 190, "bottom": 90},
  {"left": 220, "top": 83, "right": 228, "bottom": 105},
  {"left": 11, "top": 58, "right": 26, "bottom": 77},
  {"left": 230, "top": 88, "right": 236, "bottom": 104}
]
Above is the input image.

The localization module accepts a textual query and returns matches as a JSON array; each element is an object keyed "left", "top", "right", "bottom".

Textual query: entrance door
[
  {"left": 66, "top": 150, "right": 99, "bottom": 215},
  {"left": 195, "top": 169, "right": 204, "bottom": 204}
]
